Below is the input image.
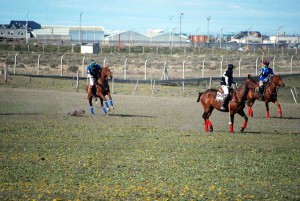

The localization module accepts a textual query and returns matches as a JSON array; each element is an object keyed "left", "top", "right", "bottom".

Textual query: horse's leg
[
  {"left": 99, "top": 97, "right": 108, "bottom": 115},
  {"left": 229, "top": 113, "right": 234, "bottom": 132},
  {"left": 202, "top": 107, "right": 214, "bottom": 132},
  {"left": 107, "top": 92, "right": 114, "bottom": 110},
  {"left": 97, "top": 91, "right": 108, "bottom": 115},
  {"left": 87, "top": 90, "right": 94, "bottom": 114},
  {"left": 238, "top": 110, "right": 248, "bottom": 132},
  {"left": 274, "top": 100, "right": 282, "bottom": 118},
  {"left": 104, "top": 97, "right": 110, "bottom": 111},
  {"left": 265, "top": 101, "right": 270, "bottom": 118},
  {"left": 247, "top": 100, "right": 254, "bottom": 117}
]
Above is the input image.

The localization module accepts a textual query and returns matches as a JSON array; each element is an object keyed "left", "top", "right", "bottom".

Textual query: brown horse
[
  {"left": 86, "top": 66, "right": 114, "bottom": 115},
  {"left": 246, "top": 74, "right": 285, "bottom": 118},
  {"left": 197, "top": 74, "right": 259, "bottom": 132}
]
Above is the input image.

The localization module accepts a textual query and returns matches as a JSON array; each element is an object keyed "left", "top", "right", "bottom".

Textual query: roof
[{"left": 0, "top": 20, "right": 41, "bottom": 30}]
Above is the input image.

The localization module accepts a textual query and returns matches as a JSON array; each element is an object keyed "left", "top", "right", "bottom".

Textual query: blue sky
[{"left": 1, "top": 0, "right": 299, "bottom": 35}]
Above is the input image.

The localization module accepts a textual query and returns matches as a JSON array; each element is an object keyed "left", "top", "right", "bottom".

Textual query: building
[
  {"left": 230, "top": 31, "right": 262, "bottom": 43},
  {"left": 39, "top": 25, "right": 104, "bottom": 44},
  {"left": 269, "top": 35, "right": 300, "bottom": 45},
  {"left": 0, "top": 20, "right": 41, "bottom": 40}
]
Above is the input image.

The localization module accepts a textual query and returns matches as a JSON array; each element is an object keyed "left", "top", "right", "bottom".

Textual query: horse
[
  {"left": 246, "top": 75, "right": 285, "bottom": 118},
  {"left": 197, "top": 74, "right": 259, "bottom": 132},
  {"left": 86, "top": 66, "right": 114, "bottom": 115}
]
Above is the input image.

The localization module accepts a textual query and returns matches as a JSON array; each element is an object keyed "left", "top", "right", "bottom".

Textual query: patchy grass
[
  {"left": 0, "top": 75, "right": 300, "bottom": 200},
  {"left": 1, "top": 114, "right": 299, "bottom": 200}
]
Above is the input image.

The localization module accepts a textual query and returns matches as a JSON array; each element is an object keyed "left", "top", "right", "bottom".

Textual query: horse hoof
[{"left": 240, "top": 128, "right": 245, "bottom": 132}]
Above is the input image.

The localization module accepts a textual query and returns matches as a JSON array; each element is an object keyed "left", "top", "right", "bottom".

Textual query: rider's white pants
[
  {"left": 88, "top": 74, "right": 94, "bottom": 86},
  {"left": 221, "top": 85, "right": 229, "bottom": 95}
]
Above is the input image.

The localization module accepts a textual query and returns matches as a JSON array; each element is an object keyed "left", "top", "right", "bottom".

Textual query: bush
[{"left": 68, "top": 65, "right": 78, "bottom": 73}]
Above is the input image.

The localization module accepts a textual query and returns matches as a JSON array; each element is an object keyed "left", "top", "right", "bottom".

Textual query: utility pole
[
  {"left": 179, "top": 13, "right": 183, "bottom": 47},
  {"left": 276, "top": 26, "right": 284, "bottom": 49},
  {"left": 26, "top": 13, "right": 29, "bottom": 45},
  {"left": 79, "top": 11, "right": 83, "bottom": 44},
  {"left": 206, "top": 16, "right": 211, "bottom": 43}
]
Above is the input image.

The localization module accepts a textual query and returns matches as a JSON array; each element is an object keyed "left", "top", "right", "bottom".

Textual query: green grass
[
  {"left": 1, "top": 115, "right": 299, "bottom": 200},
  {"left": 0, "top": 75, "right": 300, "bottom": 200}
]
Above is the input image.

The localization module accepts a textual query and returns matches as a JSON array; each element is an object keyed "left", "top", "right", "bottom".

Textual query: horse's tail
[{"left": 197, "top": 92, "right": 204, "bottom": 102}]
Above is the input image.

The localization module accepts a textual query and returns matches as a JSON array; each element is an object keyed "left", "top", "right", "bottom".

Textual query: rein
[{"left": 265, "top": 76, "right": 279, "bottom": 96}]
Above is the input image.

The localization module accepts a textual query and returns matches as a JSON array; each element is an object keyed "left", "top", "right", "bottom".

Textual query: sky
[{"left": 1, "top": 0, "right": 300, "bottom": 36}]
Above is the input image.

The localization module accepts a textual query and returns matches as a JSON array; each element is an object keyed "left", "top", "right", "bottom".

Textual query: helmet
[
  {"left": 263, "top": 59, "right": 269, "bottom": 67},
  {"left": 90, "top": 61, "right": 96, "bottom": 68},
  {"left": 227, "top": 63, "right": 234, "bottom": 70}
]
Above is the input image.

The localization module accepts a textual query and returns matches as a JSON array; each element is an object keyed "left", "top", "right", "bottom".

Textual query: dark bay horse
[
  {"left": 86, "top": 66, "right": 114, "bottom": 115},
  {"left": 197, "top": 74, "right": 259, "bottom": 132},
  {"left": 246, "top": 75, "right": 285, "bottom": 118}
]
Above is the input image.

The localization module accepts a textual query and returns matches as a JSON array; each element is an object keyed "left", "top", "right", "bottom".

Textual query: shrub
[{"left": 68, "top": 65, "right": 78, "bottom": 73}]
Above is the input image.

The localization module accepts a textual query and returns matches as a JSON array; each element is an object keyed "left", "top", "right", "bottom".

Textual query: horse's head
[
  {"left": 101, "top": 65, "right": 113, "bottom": 79},
  {"left": 271, "top": 75, "right": 285, "bottom": 87},
  {"left": 246, "top": 74, "right": 260, "bottom": 91}
]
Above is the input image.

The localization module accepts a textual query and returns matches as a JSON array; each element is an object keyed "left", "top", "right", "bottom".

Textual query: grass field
[{"left": 0, "top": 75, "right": 299, "bottom": 200}]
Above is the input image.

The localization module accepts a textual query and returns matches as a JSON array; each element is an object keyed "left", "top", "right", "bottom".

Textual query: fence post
[
  {"left": 111, "top": 77, "right": 114, "bottom": 94},
  {"left": 133, "top": 79, "right": 139, "bottom": 96},
  {"left": 76, "top": 70, "right": 79, "bottom": 92},
  {"left": 220, "top": 57, "right": 224, "bottom": 76},
  {"left": 27, "top": 45, "right": 30, "bottom": 52},
  {"left": 291, "top": 56, "right": 293, "bottom": 74},
  {"left": 82, "top": 55, "right": 86, "bottom": 77},
  {"left": 290, "top": 89, "right": 298, "bottom": 104},
  {"left": 42, "top": 44, "right": 45, "bottom": 53},
  {"left": 162, "top": 60, "right": 168, "bottom": 80},
  {"left": 182, "top": 60, "right": 185, "bottom": 92},
  {"left": 4, "top": 65, "right": 7, "bottom": 83},
  {"left": 37, "top": 54, "right": 41, "bottom": 75},
  {"left": 103, "top": 58, "right": 107, "bottom": 67},
  {"left": 14, "top": 53, "right": 18, "bottom": 75},
  {"left": 238, "top": 56, "right": 242, "bottom": 77},
  {"left": 144, "top": 60, "right": 147, "bottom": 80},
  {"left": 124, "top": 58, "right": 128, "bottom": 80},
  {"left": 273, "top": 56, "right": 276, "bottom": 74},
  {"left": 255, "top": 57, "right": 259, "bottom": 76},
  {"left": 202, "top": 59, "right": 205, "bottom": 78},
  {"left": 60, "top": 55, "right": 64, "bottom": 76}
]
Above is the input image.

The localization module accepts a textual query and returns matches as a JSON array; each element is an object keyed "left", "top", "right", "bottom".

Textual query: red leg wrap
[
  {"left": 248, "top": 106, "right": 251, "bottom": 117},
  {"left": 278, "top": 105, "right": 282, "bottom": 117},
  {"left": 242, "top": 121, "right": 248, "bottom": 129},
  {"left": 229, "top": 124, "right": 234, "bottom": 132},
  {"left": 204, "top": 122, "right": 208, "bottom": 132},
  {"left": 266, "top": 111, "right": 270, "bottom": 118},
  {"left": 206, "top": 119, "right": 213, "bottom": 131}
]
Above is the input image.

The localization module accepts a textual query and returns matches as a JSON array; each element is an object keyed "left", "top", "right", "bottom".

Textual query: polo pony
[
  {"left": 197, "top": 74, "right": 259, "bottom": 132},
  {"left": 246, "top": 74, "right": 285, "bottom": 118},
  {"left": 86, "top": 66, "right": 114, "bottom": 115}
]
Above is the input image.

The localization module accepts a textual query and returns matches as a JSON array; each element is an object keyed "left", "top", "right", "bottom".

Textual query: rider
[
  {"left": 258, "top": 59, "right": 274, "bottom": 100},
  {"left": 87, "top": 61, "right": 102, "bottom": 98},
  {"left": 220, "top": 63, "right": 237, "bottom": 110}
]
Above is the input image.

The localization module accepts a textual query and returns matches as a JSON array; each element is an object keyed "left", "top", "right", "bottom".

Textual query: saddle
[{"left": 216, "top": 87, "right": 233, "bottom": 102}]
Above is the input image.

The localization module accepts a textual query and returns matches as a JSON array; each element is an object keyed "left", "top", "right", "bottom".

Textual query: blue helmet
[{"left": 90, "top": 62, "right": 96, "bottom": 68}]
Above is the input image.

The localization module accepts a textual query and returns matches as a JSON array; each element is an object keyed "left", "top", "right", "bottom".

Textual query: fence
[{"left": 3, "top": 53, "right": 300, "bottom": 81}]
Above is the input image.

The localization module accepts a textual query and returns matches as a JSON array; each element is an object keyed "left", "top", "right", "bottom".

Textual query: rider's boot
[
  {"left": 259, "top": 86, "right": 264, "bottom": 101},
  {"left": 90, "top": 85, "right": 97, "bottom": 101},
  {"left": 220, "top": 94, "right": 229, "bottom": 110}
]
